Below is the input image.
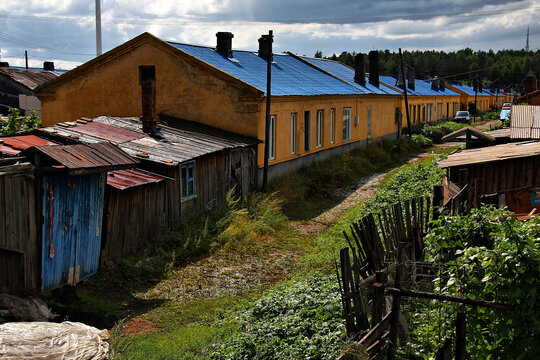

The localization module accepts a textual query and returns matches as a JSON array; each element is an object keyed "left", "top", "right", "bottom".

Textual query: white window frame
[
  {"left": 342, "top": 107, "right": 351, "bottom": 141},
  {"left": 290, "top": 113, "right": 296, "bottom": 155},
  {"left": 330, "top": 108, "right": 335, "bottom": 144},
  {"left": 181, "top": 162, "right": 196, "bottom": 200},
  {"left": 269, "top": 115, "right": 276, "bottom": 160},
  {"left": 316, "top": 110, "right": 323, "bottom": 147}
]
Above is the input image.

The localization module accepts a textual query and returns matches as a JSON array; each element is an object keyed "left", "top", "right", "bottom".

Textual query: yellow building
[
  {"left": 445, "top": 83, "right": 495, "bottom": 113},
  {"left": 36, "top": 32, "right": 403, "bottom": 184}
]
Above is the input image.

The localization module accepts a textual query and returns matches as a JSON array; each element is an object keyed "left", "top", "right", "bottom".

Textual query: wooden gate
[{"left": 41, "top": 173, "right": 105, "bottom": 291}]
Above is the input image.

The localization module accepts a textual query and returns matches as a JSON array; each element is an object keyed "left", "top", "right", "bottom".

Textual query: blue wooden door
[{"left": 41, "top": 173, "right": 105, "bottom": 291}]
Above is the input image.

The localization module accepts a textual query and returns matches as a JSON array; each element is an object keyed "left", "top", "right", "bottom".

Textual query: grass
[{"left": 51, "top": 136, "right": 454, "bottom": 360}]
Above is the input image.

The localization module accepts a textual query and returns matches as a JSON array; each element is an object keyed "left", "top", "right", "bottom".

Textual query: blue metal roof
[
  {"left": 447, "top": 83, "right": 477, "bottom": 96},
  {"left": 167, "top": 42, "right": 364, "bottom": 96},
  {"left": 379, "top": 75, "right": 460, "bottom": 96},
  {"left": 299, "top": 57, "right": 400, "bottom": 95}
]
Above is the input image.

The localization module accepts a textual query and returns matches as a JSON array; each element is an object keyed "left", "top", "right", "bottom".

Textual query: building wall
[
  {"left": 255, "top": 94, "right": 401, "bottom": 168},
  {"left": 38, "top": 41, "right": 261, "bottom": 137},
  {"left": 403, "top": 95, "right": 461, "bottom": 124}
]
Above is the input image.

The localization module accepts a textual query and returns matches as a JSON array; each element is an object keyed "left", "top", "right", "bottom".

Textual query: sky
[{"left": 0, "top": 0, "right": 538, "bottom": 70}]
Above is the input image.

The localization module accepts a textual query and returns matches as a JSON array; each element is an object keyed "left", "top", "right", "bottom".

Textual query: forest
[{"left": 317, "top": 48, "right": 540, "bottom": 94}]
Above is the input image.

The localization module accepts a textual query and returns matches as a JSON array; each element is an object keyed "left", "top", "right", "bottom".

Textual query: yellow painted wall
[
  {"left": 255, "top": 94, "right": 401, "bottom": 168},
  {"left": 402, "top": 95, "right": 461, "bottom": 124},
  {"left": 38, "top": 41, "right": 261, "bottom": 137}
]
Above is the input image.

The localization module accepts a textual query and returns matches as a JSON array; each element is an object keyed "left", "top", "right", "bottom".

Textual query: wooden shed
[
  {"left": 439, "top": 141, "right": 540, "bottom": 214},
  {"left": 39, "top": 115, "right": 259, "bottom": 262},
  {"left": 0, "top": 136, "right": 137, "bottom": 293}
]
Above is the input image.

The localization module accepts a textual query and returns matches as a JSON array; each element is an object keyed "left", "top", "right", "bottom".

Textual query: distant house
[
  {"left": 514, "top": 75, "right": 540, "bottom": 106},
  {"left": 444, "top": 83, "right": 494, "bottom": 113},
  {"left": 0, "top": 135, "right": 136, "bottom": 293},
  {"left": 35, "top": 32, "right": 403, "bottom": 184},
  {"left": 0, "top": 62, "right": 60, "bottom": 117}
]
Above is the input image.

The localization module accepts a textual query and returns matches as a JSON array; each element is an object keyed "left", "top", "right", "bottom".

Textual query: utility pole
[
  {"left": 95, "top": 0, "right": 102, "bottom": 56},
  {"left": 526, "top": 26, "right": 530, "bottom": 52},
  {"left": 262, "top": 30, "right": 273, "bottom": 190},
  {"left": 399, "top": 48, "right": 411, "bottom": 135},
  {"left": 25, "top": 50, "right": 28, "bottom": 69},
  {"left": 474, "top": 77, "right": 478, "bottom": 123}
]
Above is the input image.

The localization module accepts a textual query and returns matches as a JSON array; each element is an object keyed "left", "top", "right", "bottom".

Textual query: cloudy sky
[{"left": 0, "top": 0, "right": 538, "bottom": 70}]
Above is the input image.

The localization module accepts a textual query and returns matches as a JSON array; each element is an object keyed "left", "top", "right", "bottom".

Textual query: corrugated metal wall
[
  {"left": 511, "top": 105, "right": 540, "bottom": 139},
  {"left": 41, "top": 173, "right": 105, "bottom": 291},
  {"left": 0, "top": 164, "right": 39, "bottom": 293}
]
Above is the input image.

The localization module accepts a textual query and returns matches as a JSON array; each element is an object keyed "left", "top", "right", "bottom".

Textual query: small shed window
[{"left": 181, "top": 162, "right": 195, "bottom": 199}]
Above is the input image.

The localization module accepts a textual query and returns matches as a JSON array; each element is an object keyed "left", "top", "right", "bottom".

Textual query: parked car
[
  {"left": 454, "top": 111, "right": 471, "bottom": 123},
  {"left": 500, "top": 103, "right": 511, "bottom": 120}
]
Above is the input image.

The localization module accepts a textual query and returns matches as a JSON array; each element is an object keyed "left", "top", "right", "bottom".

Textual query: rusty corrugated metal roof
[
  {"left": 511, "top": 105, "right": 540, "bottom": 140},
  {"left": 439, "top": 141, "right": 540, "bottom": 168},
  {"left": 40, "top": 116, "right": 258, "bottom": 166},
  {"left": 0, "top": 135, "right": 57, "bottom": 155},
  {"left": 107, "top": 169, "right": 165, "bottom": 190},
  {"left": 30, "top": 142, "right": 138, "bottom": 170},
  {"left": 0, "top": 67, "right": 59, "bottom": 90}
]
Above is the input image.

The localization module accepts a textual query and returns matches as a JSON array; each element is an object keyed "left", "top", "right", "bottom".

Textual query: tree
[
  {"left": 0, "top": 108, "right": 41, "bottom": 135},
  {"left": 314, "top": 50, "right": 323, "bottom": 58}
]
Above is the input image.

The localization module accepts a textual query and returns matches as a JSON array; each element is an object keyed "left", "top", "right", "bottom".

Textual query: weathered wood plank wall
[{"left": 0, "top": 164, "right": 39, "bottom": 293}]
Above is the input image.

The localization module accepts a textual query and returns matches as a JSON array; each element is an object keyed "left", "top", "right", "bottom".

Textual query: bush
[
  {"left": 210, "top": 275, "right": 345, "bottom": 360},
  {"left": 402, "top": 134, "right": 433, "bottom": 148},
  {"left": 421, "top": 207, "right": 540, "bottom": 359},
  {"left": 0, "top": 108, "right": 41, "bottom": 135}
]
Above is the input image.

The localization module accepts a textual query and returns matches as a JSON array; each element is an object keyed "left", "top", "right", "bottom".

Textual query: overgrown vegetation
[
  {"left": 0, "top": 108, "right": 41, "bottom": 135},
  {"left": 412, "top": 207, "right": 540, "bottom": 359},
  {"left": 408, "top": 121, "right": 468, "bottom": 143},
  {"left": 209, "top": 275, "right": 344, "bottom": 360},
  {"left": 270, "top": 137, "right": 425, "bottom": 219}
]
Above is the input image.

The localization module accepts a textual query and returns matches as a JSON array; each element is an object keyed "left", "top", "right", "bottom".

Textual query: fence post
[
  {"left": 371, "top": 270, "right": 385, "bottom": 327},
  {"left": 455, "top": 312, "right": 466, "bottom": 360},
  {"left": 387, "top": 243, "right": 405, "bottom": 360}
]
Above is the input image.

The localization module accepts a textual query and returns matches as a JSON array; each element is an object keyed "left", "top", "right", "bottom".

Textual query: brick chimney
[
  {"left": 526, "top": 75, "right": 537, "bottom": 94},
  {"left": 407, "top": 66, "right": 415, "bottom": 90},
  {"left": 44, "top": 61, "right": 55, "bottom": 71},
  {"left": 431, "top": 77, "right": 438, "bottom": 90},
  {"left": 216, "top": 32, "right": 234, "bottom": 57},
  {"left": 139, "top": 65, "right": 157, "bottom": 134},
  {"left": 258, "top": 34, "right": 273, "bottom": 59},
  {"left": 439, "top": 79, "right": 445, "bottom": 91},
  {"left": 354, "top": 53, "right": 366, "bottom": 86},
  {"left": 368, "top": 51, "right": 379, "bottom": 87}
]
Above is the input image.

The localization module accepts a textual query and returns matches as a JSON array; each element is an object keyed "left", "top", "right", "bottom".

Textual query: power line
[
  {"left": 0, "top": 31, "right": 94, "bottom": 56},
  {"left": 0, "top": 5, "right": 538, "bottom": 25}
]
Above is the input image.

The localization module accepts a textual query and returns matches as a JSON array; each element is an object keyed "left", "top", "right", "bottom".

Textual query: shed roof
[
  {"left": 379, "top": 76, "right": 460, "bottom": 96},
  {"left": 167, "top": 42, "right": 365, "bottom": 96},
  {"left": 297, "top": 57, "right": 400, "bottom": 95},
  {"left": 441, "top": 126, "right": 496, "bottom": 144},
  {"left": 0, "top": 135, "right": 57, "bottom": 155},
  {"left": 0, "top": 67, "right": 60, "bottom": 90},
  {"left": 40, "top": 116, "right": 258, "bottom": 166},
  {"left": 29, "top": 142, "right": 138, "bottom": 170},
  {"left": 439, "top": 141, "right": 540, "bottom": 168},
  {"left": 107, "top": 169, "right": 165, "bottom": 190}
]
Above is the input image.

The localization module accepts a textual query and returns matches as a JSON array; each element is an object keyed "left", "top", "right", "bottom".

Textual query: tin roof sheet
[
  {"left": 167, "top": 42, "right": 364, "bottom": 96},
  {"left": 439, "top": 140, "right": 540, "bottom": 168},
  {"left": 380, "top": 76, "right": 460, "bottom": 96},
  {"left": 298, "top": 57, "right": 399, "bottom": 95},
  {"left": 40, "top": 116, "right": 258, "bottom": 166},
  {"left": 0, "top": 67, "right": 59, "bottom": 90},
  {"left": 0, "top": 135, "right": 57, "bottom": 155},
  {"left": 511, "top": 105, "right": 540, "bottom": 140},
  {"left": 107, "top": 168, "right": 165, "bottom": 190},
  {"left": 31, "top": 142, "right": 138, "bottom": 170}
]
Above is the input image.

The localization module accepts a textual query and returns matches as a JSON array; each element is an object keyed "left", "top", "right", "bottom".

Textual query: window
[
  {"left": 330, "top": 108, "right": 335, "bottom": 144},
  {"left": 304, "top": 111, "right": 311, "bottom": 151},
  {"left": 437, "top": 103, "right": 443, "bottom": 120},
  {"left": 367, "top": 106, "right": 372, "bottom": 139},
  {"left": 269, "top": 115, "right": 276, "bottom": 160},
  {"left": 290, "top": 113, "right": 296, "bottom": 154},
  {"left": 342, "top": 107, "right": 351, "bottom": 141},
  {"left": 181, "top": 162, "right": 195, "bottom": 200},
  {"left": 316, "top": 110, "right": 323, "bottom": 147}
]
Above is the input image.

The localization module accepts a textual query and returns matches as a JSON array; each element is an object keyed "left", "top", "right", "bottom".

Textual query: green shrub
[
  {"left": 420, "top": 207, "right": 540, "bottom": 359},
  {"left": 210, "top": 275, "right": 345, "bottom": 360},
  {"left": 402, "top": 134, "right": 433, "bottom": 148},
  {"left": 0, "top": 108, "right": 41, "bottom": 135}
]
